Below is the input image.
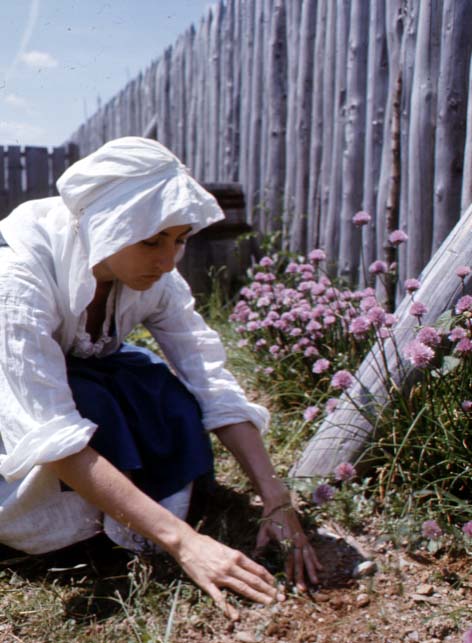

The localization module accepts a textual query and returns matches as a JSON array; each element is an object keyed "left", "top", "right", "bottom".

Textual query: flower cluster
[{"left": 231, "top": 249, "right": 402, "bottom": 404}]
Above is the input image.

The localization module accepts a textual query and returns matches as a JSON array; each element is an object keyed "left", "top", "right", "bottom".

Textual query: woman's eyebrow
[{"left": 159, "top": 226, "right": 192, "bottom": 238}]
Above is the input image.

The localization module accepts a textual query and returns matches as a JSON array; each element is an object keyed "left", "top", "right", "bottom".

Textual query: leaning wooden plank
[{"left": 291, "top": 202, "right": 472, "bottom": 478}]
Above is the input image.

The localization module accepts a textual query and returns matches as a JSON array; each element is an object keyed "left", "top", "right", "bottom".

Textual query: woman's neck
[{"left": 86, "top": 280, "right": 114, "bottom": 342}]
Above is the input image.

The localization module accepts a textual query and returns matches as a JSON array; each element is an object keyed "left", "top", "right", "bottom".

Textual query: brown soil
[{"left": 1, "top": 483, "right": 471, "bottom": 643}]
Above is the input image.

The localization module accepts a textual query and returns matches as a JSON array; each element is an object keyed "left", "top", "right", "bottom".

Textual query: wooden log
[
  {"left": 7, "top": 147, "right": 23, "bottom": 211},
  {"left": 291, "top": 202, "right": 472, "bottom": 478},
  {"left": 432, "top": 0, "right": 472, "bottom": 250},
  {"left": 221, "top": 0, "right": 236, "bottom": 181},
  {"left": 207, "top": 1, "right": 224, "bottom": 181},
  {"left": 318, "top": 0, "right": 336, "bottom": 249},
  {"left": 246, "top": 0, "right": 265, "bottom": 226},
  {"left": 361, "top": 0, "right": 388, "bottom": 286},
  {"left": 406, "top": 0, "right": 442, "bottom": 282},
  {"left": 282, "top": 0, "right": 302, "bottom": 244},
  {"left": 290, "top": 0, "right": 317, "bottom": 252},
  {"left": 51, "top": 146, "right": 67, "bottom": 193},
  {"left": 230, "top": 0, "right": 242, "bottom": 182},
  {"left": 323, "top": 0, "right": 350, "bottom": 265},
  {"left": 238, "top": 0, "right": 255, "bottom": 202},
  {"left": 306, "top": 0, "right": 327, "bottom": 250},
  {"left": 338, "top": 0, "right": 369, "bottom": 281},
  {"left": 184, "top": 27, "right": 197, "bottom": 170},
  {"left": 461, "top": 54, "right": 472, "bottom": 213},
  {"left": 396, "top": 0, "right": 419, "bottom": 295},
  {"left": 375, "top": 0, "right": 403, "bottom": 268},
  {"left": 264, "top": 0, "right": 287, "bottom": 232},
  {"left": 0, "top": 146, "right": 8, "bottom": 221},
  {"left": 29, "top": 147, "right": 44, "bottom": 197},
  {"left": 259, "top": 0, "right": 273, "bottom": 219}
]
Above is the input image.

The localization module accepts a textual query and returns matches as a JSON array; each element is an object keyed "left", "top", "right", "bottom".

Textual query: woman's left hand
[{"left": 254, "top": 503, "right": 322, "bottom": 591}]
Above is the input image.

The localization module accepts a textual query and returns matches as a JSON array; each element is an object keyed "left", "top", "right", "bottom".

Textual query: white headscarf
[{"left": 0, "top": 137, "right": 225, "bottom": 315}]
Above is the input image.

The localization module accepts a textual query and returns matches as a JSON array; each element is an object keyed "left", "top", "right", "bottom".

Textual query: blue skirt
[{"left": 66, "top": 344, "right": 214, "bottom": 502}]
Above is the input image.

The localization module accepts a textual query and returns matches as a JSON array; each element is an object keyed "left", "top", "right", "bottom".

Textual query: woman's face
[{"left": 93, "top": 224, "right": 192, "bottom": 290}]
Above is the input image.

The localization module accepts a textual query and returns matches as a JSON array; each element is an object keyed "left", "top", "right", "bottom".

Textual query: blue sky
[{"left": 0, "top": 0, "right": 213, "bottom": 147}]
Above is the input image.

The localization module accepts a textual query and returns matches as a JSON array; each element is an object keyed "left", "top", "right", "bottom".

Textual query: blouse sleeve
[
  {"left": 0, "top": 261, "right": 97, "bottom": 482},
  {"left": 143, "top": 270, "right": 270, "bottom": 433}
]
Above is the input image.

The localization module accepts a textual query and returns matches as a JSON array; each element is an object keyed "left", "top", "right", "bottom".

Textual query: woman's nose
[{"left": 158, "top": 247, "right": 177, "bottom": 273}]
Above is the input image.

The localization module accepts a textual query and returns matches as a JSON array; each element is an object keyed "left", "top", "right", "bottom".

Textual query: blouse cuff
[{"left": 0, "top": 415, "right": 97, "bottom": 482}]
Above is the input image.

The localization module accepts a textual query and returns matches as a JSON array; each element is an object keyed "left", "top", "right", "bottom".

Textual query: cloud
[
  {"left": 0, "top": 120, "right": 45, "bottom": 145},
  {"left": 5, "top": 0, "right": 41, "bottom": 83},
  {"left": 19, "top": 50, "right": 58, "bottom": 69},
  {"left": 4, "top": 93, "right": 30, "bottom": 109}
]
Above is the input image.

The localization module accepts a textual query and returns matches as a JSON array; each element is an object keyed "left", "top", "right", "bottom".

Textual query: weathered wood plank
[
  {"left": 323, "top": 0, "right": 350, "bottom": 263},
  {"left": 290, "top": 0, "right": 317, "bottom": 251},
  {"left": 361, "top": 0, "right": 388, "bottom": 285},
  {"left": 51, "top": 146, "right": 67, "bottom": 194},
  {"left": 338, "top": 0, "right": 369, "bottom": 281},
  {"left": 0, "top": 146, "right": 8, "bottom": 221},
  {"left": 306, "top": 0, "right": 327, "bottom": 250},
  {"left": 7, "top": 147, "right": 23, "bottom": 211},
  {"left": 461, "top": 54, "right": 472, "bottom": 213},
  {"left": 291, "top": 202, "right": 472, "bottom": 478},
  {"left": 432, "top": 0, "right": 472, "bottom": 250},
  {"left": 406, "top": 0, "right": 442, "bottom": 281}
]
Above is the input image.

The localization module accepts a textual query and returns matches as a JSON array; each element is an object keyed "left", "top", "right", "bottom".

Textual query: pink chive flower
[
  {"left": 263, "top": 367, "right": 274, "bottom": 375},
  {"left": 367, "top": 306, "right": 386, "bottom": 326},
  {"left": 449, "top": 327, "right": 467, "bottom": 341},
  {"left": 409, "top": 301, "right": 428, "bottom": 319},
  {"left": 259, "top": 256, "right": 274, "bottom": 267},
  {"left": 461, "top": 401, "right": 472, "bottom": 412},
  {"left": 456, "top": 265, "right": 471, "bottom": 279},
  {"left": 388, "top": 229, "right": 409, "bottom": 245},
  {"left": 349, "top": 316, "right": 371, "bottom": 338},
  {"left": 269, "top": 345, "right": 280, "bottom": 355},
  {"left": 308, "top": 248, "right": 327, "bottom": 263},
  {"left": 405, "top": 278, "right": 421, "bottom": 293},
  {"left": 416, "top": 326, "right": 441, "bottom": 347},
  {"left": 369, "top": 260, "right": 388, "bottom": 275},
  {"left": 312, "top": 483, "right": 336, "bottom": 506},
  {"left": 404, "top": 340, "right": 435, "bottom": 368},
  {"left": 325, "top": 398, "right": 339, "bottom": 413},
  {"left": 455, "top": 295, "right": 472, "bottom": 314},
  {"left": 463, "top": 629, "right": 472, "bottom": 643},
  {"left": 312, "top": 358, "right": 331, "bottom": 374},
  {"left": 352, "top": 211, "right": 371, "bottom": 227},
  {"left": 285, "top": 262, "right": 299, "bottom": 273},
  {"left": 303, "top": 406, "right": 320, "bottom": 422},
  {"left": 237, "top": 339, "right": 248, "bottom": 348},
  {"left": 334, "top": 462, "right": 356, "bottom": 482},
  {"left": 384, "top": 313, "right": 397, "bottom": 327},
  {"left": 462, "top": 521, "right": 472, "bottom": 538},
  {"left": 331, "top": 370, "right": 355, "bottom": 390},
  {"left": 456, "top": 338, "right": 472, "bottom": 355},
  {"left": 421, "top": 519, "right": 442, "bottom": 539}
]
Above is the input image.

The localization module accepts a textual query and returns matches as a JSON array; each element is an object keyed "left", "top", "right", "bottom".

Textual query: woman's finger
[
  {"left": 238, "top": 551, "right": 277, "bottom": 586},
  {"left": 206, "top": 583, "right": 240, "bottom": 621},
  {"left": 293, "top": 545, "right": 307, "bottom": 591},
  {"left": 230, "top": 563, "right": 285, "bottom": 602}
]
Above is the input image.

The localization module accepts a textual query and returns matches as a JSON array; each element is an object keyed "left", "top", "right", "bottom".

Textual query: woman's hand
[
  {"left": 174, "top": 529, "right": 285, "bottom": 620},
  {"left": 255, "top": 503, "right": 322, "bottom": 591}
]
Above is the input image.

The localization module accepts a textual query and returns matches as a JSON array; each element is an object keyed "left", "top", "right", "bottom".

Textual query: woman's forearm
[
  {"left": 45, "top": 445, "right": 193, "bottom": 556},
  {"left": 214, "top": 422, "right": 291, "bottom": 510}
]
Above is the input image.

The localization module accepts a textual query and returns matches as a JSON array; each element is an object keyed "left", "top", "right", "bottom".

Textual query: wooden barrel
[{"left": 178, "top": 182, "right": 254, "bottom": 298}]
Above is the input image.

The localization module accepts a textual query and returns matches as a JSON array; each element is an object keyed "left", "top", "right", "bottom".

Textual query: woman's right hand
[{"left": 174, "top": 527, "right": 285, "bottom": 620}]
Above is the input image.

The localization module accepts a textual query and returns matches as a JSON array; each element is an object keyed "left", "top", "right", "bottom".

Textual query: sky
[{"left": 0, "top": 0, "right": 213, "bottom": 147}]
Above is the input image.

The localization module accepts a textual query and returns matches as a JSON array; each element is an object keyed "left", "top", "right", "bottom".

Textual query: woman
[{"left": 0, "top": 137, "right": 320, "bottom": 619}]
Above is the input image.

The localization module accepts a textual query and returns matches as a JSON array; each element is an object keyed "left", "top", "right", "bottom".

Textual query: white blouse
[{"left": 0, "top": 247, "right": 269, "bottom": 554}]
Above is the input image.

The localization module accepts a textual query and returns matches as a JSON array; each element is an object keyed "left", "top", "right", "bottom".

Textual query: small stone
[
  {"left": 353, "top": 560, "right": 377, "bottom": 578},
  {"left": 329, "top": 596, "right": 345, "bottom": 610},
  {"left": 235, "top": 632, "right": 258, "bottom": 643},
  {"left": 410, "top": 594, "right": 440, "bottom": 605},
  {"left": 405, "top": 631, "right": 420, "bottom": 641},
  {"left": 356, "top": 593, "right": 370, "bottom": 607},
  {"left": 314, "top": 592, "right": 330, "bottom": 603},
  {"left": 416, "top": 583, "right": 434, "bottom": 596}
]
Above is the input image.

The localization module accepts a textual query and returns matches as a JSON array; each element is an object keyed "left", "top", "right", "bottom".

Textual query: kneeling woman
[{"left": 0, "top": 138, "right": 320, "bottom": 618}]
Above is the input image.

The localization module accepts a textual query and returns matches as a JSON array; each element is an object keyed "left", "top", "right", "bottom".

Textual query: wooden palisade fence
[
  {"left": 68, "top": 0, "right": 472, "bottom": 294},
  {"left": 0, "top": 144, "right": 79, "bottom": 221}
]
